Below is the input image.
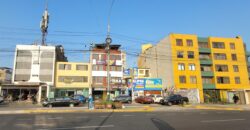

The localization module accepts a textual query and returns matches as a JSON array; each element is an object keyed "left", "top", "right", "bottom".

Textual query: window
[
  {"left": 214, "top": 53, "right": 227, "bottom": 60},
  {"left": 92, "top": 54, "right": 99, "bottom": 60},
  {"left": 110, "top": 66, "right": 122, "bottom": 71},
  {"left": 110, "top": 55, "right": 121, "bottom": 60},
  {"left": 202, "top": 78, "right": 212, "bottom": 84},
  {"left": 212, "top": 42, "right": 225, "bottom": 49},
  {"left": 230, "top": 43, "right": 235, "bottom": 50},
  {"left": 178, "top": 63, "right": 185, "bottom": 70},
  {"left": 93, "top": 77, "right": 103, "bottom": 84},
  {"left": 188, "top": 51, "right": 194, "bottom": 59},
  {"left": 176, "top": 39, "right": 183, "bottom": 46},
  {"left": 76, "top": 65, "right": 88, "bottom": 71},
  {"left": 201, "top": 66, "right": 211, "bottom": 72},
  {"left": 215, "top": 65, "right": 228, "bottom": 72},
  {"left": 217, "top": 77, "right": 230, "bottom": 84},
  {"left": 189, "top": 64, "right": 195, "bottom": 71},
  {"left": 92, "top": 65, "right": 104, "bottom": 71},
  {"left": 199, "top": 54, "right": 210, "bottom": 60},
  {"left": 235, "top": 77, "right": 241, "bottom": 84},
  {"left": 231, "top": 54, "right": 237, "bottom": 61},
  {"left": 145, "top": 70, "right": 150, "bottom": 77},
  {"left": 58, "top": 76, "right": 88, "bottom": 83},
  {"left": 177, "top": 51, "right": 184, "bottom": 58},
  {"left": 233, "top": 65, "right": 239, "bottom": 72},
  {"left": 190, "top": 76, "right": 197, "bottom": 84},
  {"left": 59, "top": 64, "right": 71, "bottom": 70},
  {"left": 179, "top": 76, "right": 186, "bottom": 83},
  {"left": 139, "top": 70, "right": 144, "bottom": 74},
  {"left": 198, "top": 42, "right": 209, "bottom": 48},
  {"left": 187, "top": 39, "right": 193, "bottom": 47}
]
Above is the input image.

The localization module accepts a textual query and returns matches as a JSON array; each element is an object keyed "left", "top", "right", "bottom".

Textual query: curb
[
  {"left": 184, "top": 105, "right": 244, "bottom": 111},
  {"left": 0, "top": 107, "right": 155, "bottom": 115}
]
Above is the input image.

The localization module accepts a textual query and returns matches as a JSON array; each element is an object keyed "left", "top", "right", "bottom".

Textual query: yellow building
[
  {"left": 138, "top": 33, "right": 250, "bottom": 104},
  {"left": 55, "top": 62, "right": 91, "bottom": 97}
]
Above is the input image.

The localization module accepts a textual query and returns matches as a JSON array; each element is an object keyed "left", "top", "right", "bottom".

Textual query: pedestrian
[
  {"left": 233, "top": 94, "right": 239, "bottom": 104},
  {"left": 88, "top": 94, "right": 93, "bottom": 110}
]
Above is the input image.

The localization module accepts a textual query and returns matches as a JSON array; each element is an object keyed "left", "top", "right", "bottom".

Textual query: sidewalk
[{"left": 183, "top": 103, "right": 250, "bottom": 111}]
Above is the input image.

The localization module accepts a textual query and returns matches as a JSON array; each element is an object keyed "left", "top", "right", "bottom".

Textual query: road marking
[
  {"left": 201, "top": 119, "right": 245, "bottom": 123},
  {"left": 36, "top": 125, "right": 115, "bottom": 130},
  {"left": 99, "top": 115, "right": 112, "bottom": 118}
]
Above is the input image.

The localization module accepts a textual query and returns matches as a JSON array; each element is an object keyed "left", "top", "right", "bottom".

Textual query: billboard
[{"left": 132, "top": 78, "right": 162, "bottom": 91}]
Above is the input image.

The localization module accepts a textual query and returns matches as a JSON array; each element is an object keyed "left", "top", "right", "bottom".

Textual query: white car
[{"left": 150, "top": 95, "right": 163, "bottom": 103}]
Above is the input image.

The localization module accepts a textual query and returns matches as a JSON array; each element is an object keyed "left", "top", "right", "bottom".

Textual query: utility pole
[
  {"left": 105, "top": 25, "right": 112, "bottom": 101},
  {"left": 40, "top": 0, "right": 49, "bottom": 46}
]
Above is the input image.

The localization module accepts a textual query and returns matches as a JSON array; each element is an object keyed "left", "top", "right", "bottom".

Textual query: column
[{"left": 38, "top": 86, "right": 42, "bottom": 103}]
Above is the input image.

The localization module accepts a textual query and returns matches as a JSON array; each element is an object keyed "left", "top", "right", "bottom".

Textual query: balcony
[
  {"left": 200, "top": 59, "right": 213, "bottom": 65},
  {"left": 201, "top": 71, "right": 214, "bottom": 77},
  {"left": 199, "top": 48, "right": 211, "bottom": 54},
  {"left": 203, "top": 83, "right": 216, "bottom": 89}
]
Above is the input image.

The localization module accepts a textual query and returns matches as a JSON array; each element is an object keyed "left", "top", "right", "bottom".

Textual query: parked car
[
  {"left": 135, "top": 96, "right": 154, "bottom": 104},
  {"left": 113, "top": 95, "right": 132, "bottom": 103},
  {"left": 160, "top": 94, "right": 189, "bottom": 106},
  {"left": 0, "top": 96, "right": 4, "bottom": 104},
  {"left": 149, "top": 95, "right": 163, "bottom": 103},
  {"left": 42, "top": 97, "right": 80, "bottom": 107},
  {"left": 73, "top": 95, "right": 86, "bottom": 103}
]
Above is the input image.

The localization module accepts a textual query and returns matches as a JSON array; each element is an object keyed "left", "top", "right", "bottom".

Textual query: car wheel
[
  {"left": 182, "top": 101, "right": 188, "bottom": 105},
  {"left": 167, "top": 102, "right": 172, "bottom": 106},
  {"left": 48, "top": 104, "right": 53, "bottom": 108},
  {"left": 69, "top": 103, "right": 74, "bottom": 107}
]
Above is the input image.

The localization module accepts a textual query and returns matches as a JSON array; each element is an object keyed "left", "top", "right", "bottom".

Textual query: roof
[{"left": 0, "top": 67, "right": 12, "bottom": 70}]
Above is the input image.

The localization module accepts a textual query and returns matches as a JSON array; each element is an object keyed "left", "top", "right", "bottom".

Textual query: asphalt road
[{"left": 0, "top": 110, "right": 250, "bottom": 130}]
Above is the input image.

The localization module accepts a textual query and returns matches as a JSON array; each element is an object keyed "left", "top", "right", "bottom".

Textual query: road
[{"left": 0, "top": 110, "right": 250, "bottom": 130}]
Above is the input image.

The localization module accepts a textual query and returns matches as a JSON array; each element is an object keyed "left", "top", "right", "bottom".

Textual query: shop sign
[
  {"left": 133, "top": 79, "right": 145, "bottom": 89},
  {"left": 94, "top": 88, "right": 106, "bottom": 91},
  {"left": 145, "top": 79, "right": 162, "bottom": 89}
]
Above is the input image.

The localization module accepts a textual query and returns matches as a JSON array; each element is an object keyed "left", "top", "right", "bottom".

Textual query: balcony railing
[
  {"left": 203, "top": 83, "right": 216, "bottom": 89},
  {"left": 201, "top": 71, "right": 214, "bottom": 77},
  {"left": 200, "top": 59, "right": 213, "bottom": 65},
  {"left": 199, "top": 48, "right": 211, "bottom": 53}
]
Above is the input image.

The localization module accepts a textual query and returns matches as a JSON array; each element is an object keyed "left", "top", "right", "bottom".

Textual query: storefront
[{"left": 55, "top": 88, "right": 89, "bottom": 98}]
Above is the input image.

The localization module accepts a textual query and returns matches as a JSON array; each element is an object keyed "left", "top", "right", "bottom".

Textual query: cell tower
[{"left": 40, "top": 0, "right": 49, "bottom": 46}]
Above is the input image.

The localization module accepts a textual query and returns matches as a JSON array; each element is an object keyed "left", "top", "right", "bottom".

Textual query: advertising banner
[
  {"left": 144, "top": 78, "right": 162, "bottom": 90},
  {"left": 133, "top": 79, "right": 145, "bottom": 90}
]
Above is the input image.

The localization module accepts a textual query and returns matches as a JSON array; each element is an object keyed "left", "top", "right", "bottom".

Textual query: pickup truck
[{"left": 160, "top": 94, "right": 189, "bottom": 106}]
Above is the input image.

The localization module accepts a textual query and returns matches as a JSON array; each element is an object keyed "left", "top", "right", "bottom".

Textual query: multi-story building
[
  {"left": 55, "top": 62, "right": 91, "bottom": 97},
  {"left": 138, "top": 33, "right": 250, "bottom": 104},
  {"left": 0, "top": 67, "right": 12, "bottom": 84},
  {"left": 90, "top": 44, "right": 126, "bottom": 100},
  {"left": 1, "top": 44, "right": 67, "bottom": 102}
]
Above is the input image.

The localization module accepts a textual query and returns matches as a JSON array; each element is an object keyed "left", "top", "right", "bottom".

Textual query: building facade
[
  {"left": 90, "top": 44, "right": 126, "bottom": 100},
  {"left": 138, "top": 33, "right": 250, "bottom": 104},
  {"left": 55, "top": 62, "right": 91, "bottom": 97},
  {"left": 0, "top": 67, "right": 12, "bottom": 84},
  {"left": 1, "top": 44, "right": 67, "bottom": 102}
]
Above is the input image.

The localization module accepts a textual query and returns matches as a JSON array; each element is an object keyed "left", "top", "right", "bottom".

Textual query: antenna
[{"left": 40, "top": 0, "right": 49, "bottom": 46}]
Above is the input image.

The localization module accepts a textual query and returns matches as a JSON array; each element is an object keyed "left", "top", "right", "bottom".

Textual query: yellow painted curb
[{"left": 195, "top": 106, "right": 243, "bottom": 111}]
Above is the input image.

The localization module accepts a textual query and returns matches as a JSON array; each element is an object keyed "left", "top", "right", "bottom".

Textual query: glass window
[
  {"left": 198, "top": 42, "right": 209, "bottom": 48},
  {"left": 177, "top": 51, "right": 184, "bottom": 58},
  {"left": 178, "top": 63, "right": 185, "bottom": 71},
  {"left": 188, "top": 51, "right": 194, "bottom": 59},
  {"left": 212, "top": 42, "right": 225, "bottom": 49},
  {"left": 190, "top": 76, "right": 197, "bottom": 84},
  {"left": 214, "top": 53, "right": 227, "bottom": 60},
  {"left": 217, "top": 77, "right": 230, "bottom": 84},
  {"left": 235, "top": 77, "right": 241, "bottom": 84},
  {"left": 76, "top": 65, "right": 88, "bottom": 71},
  {"left": 176, "top": 39, "right": 183, "bottom": 46},
  {"left": 215, "top": 65, "right": 228, "bottom": 72},
  {"left": 187, "top": 39, "right": 193, "bottom": 47},
  {"left": 179, "top": 76, "right": 186, "bottom": 83},
  {"left": 139, "top": 70, "right": 144, "bottom": 74},
  {"left": 233, "top": 65, "right": 239, "bottom": 72},
  {"left": 93, "top": 77, "right": 103, "bottom": 83},
  {"left": 59, "top": 64, "right": 71, "bottom": 70},
  {"left": 189, "top": 64, "right": 195, "bottom": 71},
  {"left": 92, "top": 54, "right": 99, "bottom": 60},
  {"left": 231, "top": 54, "right": 237, "bottom": 61},
  {"left": 230, "top": 43, "right": 235, "bottom": 50}
]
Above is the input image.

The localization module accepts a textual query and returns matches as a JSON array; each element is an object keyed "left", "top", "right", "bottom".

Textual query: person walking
[{"left": 233, "top": 94, "right": 239, "bottom": 104}]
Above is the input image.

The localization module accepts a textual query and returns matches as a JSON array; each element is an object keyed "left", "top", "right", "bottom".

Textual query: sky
[{"left": 0, "top": 0, "right": 250, "bottom": 68}]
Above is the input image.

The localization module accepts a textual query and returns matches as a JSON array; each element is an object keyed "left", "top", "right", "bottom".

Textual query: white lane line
[
  {"left": 99, "top": 115, "right": 113, "bottom": 118},
  {"left": 36, "top": 125, "right": 115, "bottom": 130},
  {"left": 201, "top": 119, "right": 245, "bottom": 123}
]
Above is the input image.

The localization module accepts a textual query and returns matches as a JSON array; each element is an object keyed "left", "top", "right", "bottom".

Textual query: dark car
[
  {"left": 73, "top": 95, "right": 86, "bottom": 103},
  {"left": 114, "top": 95, "right": 132, "bottom": 103},
  {"left": 135, "top": 96, "right": 154, "bottom": 104},
  {"left": 160, "top": 94, "right": 189, "bottom": 106},
  {"left": 42, "top": 97, "right": 80, "bottom": 107}
]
